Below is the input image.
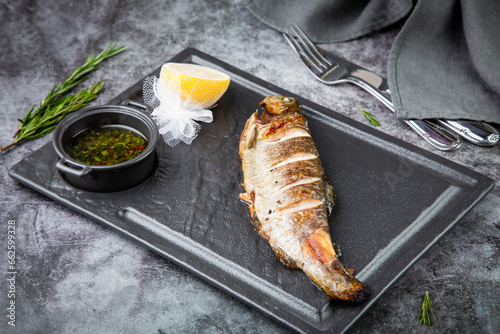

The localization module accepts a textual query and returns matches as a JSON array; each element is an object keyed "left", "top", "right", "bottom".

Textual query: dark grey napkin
[
  {"left": 388, "top": 0, "right": 500, "bottom": 123},
  {"left": 246, "top": 0, "right": 413, "bottom": 43},
  {"left": 246, "top": 0, "right": 500, "bottom": 123}
]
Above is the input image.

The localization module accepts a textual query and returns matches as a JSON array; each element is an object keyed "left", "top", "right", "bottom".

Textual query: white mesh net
[{"left": 142, "top": 75, "right": 213, "bottom": 146}]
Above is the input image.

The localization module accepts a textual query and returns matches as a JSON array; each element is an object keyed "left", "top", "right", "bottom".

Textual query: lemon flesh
[{"left": 160, "top": 63, "right": 230, "bottom": 109}]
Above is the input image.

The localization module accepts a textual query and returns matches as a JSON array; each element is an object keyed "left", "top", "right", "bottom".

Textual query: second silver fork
[{"left": 284, "top": 26, "right": 498, "bottom": 150}]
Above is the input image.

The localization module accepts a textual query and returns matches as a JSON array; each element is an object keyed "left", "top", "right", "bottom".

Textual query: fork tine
[
  {"left": 288, "top": 27, "right": 329, "bottom": 72},
  {"left": 283, "top": 31, "right": 324, "bottom": 74},
  {"left": 291, "top": 25, "right": 333, "bottom": 67}
]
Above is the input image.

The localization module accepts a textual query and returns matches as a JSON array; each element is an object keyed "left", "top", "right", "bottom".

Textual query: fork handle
[{"left": 349, "top": 78, "right": 462, "bottom": 151}]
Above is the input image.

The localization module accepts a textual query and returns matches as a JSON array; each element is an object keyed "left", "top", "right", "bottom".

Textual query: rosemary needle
[
  {"left": 0, "top": 43, "right": 127, "bottom": 153},
  {"left": 358, "top": 107, "right": 380, "bottom": 127},
  {"left": 418, "top": 291, "right": 437, "bottom": 325}
]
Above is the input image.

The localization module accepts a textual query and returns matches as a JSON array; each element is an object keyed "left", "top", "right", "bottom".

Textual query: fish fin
[
  {"left": 239, "top": 111, "right": 258, "bottom": 154},
  {"left": 239, "top": 192, "right": 251, "bottom": 203},
  {"left": 258, "top": 229, "right": 270, "bottom": 241},
  {"left": 324, "top": 179, "right": 336, "bottom": 216},
  {"left": 302, "top": 228, "right": 336, "bottom": 264}
]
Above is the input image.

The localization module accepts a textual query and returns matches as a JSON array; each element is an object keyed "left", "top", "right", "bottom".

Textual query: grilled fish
[{"left": 239, "top": 95, "right": 369, "bottom": 303}]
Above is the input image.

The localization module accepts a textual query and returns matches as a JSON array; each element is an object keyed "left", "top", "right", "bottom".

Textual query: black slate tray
[{"left": 9, "top": 48, "right": 495, "bottom": 334}]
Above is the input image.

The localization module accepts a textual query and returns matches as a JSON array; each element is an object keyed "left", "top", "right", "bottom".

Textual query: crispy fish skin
[{"left": 239, "top": 95, "right": 369, "bottom": 303}]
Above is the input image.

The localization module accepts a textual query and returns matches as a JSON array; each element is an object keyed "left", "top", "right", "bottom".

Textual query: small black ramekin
[{"left": 52, "top": 101, "right": 159, "bottom": 192}]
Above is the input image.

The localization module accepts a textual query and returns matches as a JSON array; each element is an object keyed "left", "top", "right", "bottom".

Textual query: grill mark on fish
[
  {"left": 276, "top": 198, "right": 323, "bottom": 214},
  {"left": 267, "top": 127, "right": 311, "bottom": 143},
  {"left": 270, "top": 152, "right": 318, "bottom": 169},
  {"left": 279, "top": 177, "right": 321, "bottom": 192},
  {"left": 239, "top": 95, "right": 370, "bottom": 303},
  {"left": 246, "top": 151, "right": 320, "bottom": 184}
]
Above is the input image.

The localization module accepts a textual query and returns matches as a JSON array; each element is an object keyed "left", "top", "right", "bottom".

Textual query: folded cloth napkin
[
  {"left": 246, "top": 0, "right": 413, "bottom": 43},
  {"left": 246, "top": 0, "right": 500, "bottom": 123},
  {"left": 389, "top": 0, "right": 500, "bottom": 123}
]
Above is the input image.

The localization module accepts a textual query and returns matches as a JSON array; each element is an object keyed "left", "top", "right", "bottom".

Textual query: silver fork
[{"left": 283, "top": 25, "right": 467, "bottom": 151}]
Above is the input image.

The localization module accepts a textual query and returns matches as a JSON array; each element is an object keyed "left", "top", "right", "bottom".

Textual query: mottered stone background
[{"left": 0, "top": 1, "right": 499, "bottom": 333}]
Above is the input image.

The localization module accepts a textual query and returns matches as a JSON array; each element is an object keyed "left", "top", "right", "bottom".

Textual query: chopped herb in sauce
[{"left": 65, "top": 127, "right": 148, "bottom": 165}]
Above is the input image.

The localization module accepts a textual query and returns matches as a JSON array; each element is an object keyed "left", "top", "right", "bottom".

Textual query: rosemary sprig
[
  {"left": 17, "top": 81, "right": 104, "bottom": 141},
  {"left": 358, "top": 107, "right": 380, "bottom": 127},
  {"left": 0, "top": 43, "right": 127, "bottom": 153},
  {"left": 417, "top": 291, "right": 437, "bottom": 325}
]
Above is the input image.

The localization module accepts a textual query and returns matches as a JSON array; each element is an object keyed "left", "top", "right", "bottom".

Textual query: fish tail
[{"left": 302, "top": 228, "right": 370, "bottom": 303}]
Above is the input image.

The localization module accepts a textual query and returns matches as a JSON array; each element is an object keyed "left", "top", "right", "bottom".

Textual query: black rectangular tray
[{"left": 9, "top": 48, "right": 494, "bottom": 333}]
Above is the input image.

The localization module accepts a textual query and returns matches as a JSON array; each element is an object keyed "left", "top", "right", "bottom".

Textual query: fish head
[{"left": 258, "top": 95, "right": 301, "bottom": 117}]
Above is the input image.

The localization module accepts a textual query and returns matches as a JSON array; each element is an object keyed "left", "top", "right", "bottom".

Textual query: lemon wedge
[{"left": 159, "top": 63, "right": 230, "bottom": 109}]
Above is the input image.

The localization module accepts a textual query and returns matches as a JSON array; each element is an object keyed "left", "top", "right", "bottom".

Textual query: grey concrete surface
[{"left": 0, "top": 1, "right": 499, "bottom": 333}]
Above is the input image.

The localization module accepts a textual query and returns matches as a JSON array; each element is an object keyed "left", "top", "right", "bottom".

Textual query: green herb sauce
[{"left": 65, "top": 127, "right": 148, "bottom": 166}]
